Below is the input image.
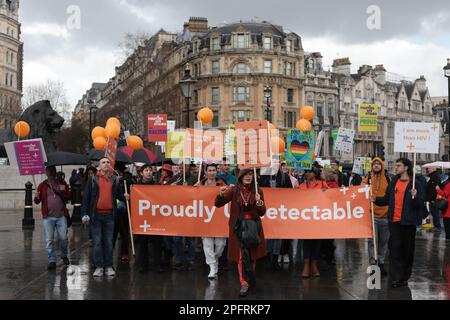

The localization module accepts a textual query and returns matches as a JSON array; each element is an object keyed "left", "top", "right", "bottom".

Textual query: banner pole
[
  {"left": 124, "top": 180, "right": 135, "bottom": 257},
  {"left": 368, "top": 178, "right": 378, "bottom": 264},
  {"left": 197, "top": 123, "right": 203, "bottom": 185},
  {"left": 253, "top": 167, "right": 259, "bottom": 194},
  {"left": 183, "top": 158, "right": 186, "bottom": 185},
  {"left": 412, "top": 152, "right": 416, "bottom": 199}
]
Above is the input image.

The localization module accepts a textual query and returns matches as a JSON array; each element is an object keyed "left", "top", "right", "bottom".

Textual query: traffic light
[{"left": 375, "top": 143, "right": 385, "bottom": 161}]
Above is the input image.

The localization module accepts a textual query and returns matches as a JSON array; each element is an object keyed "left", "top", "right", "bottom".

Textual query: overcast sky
[{"left": 21, "top": 0, "right": 450, "bottom": 108}]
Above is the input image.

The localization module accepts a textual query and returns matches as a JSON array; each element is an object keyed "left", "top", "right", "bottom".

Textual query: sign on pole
[
  {"left": 286, "top": 129, "right": 315, "bottom": 170},
  {"left": 166, "top": 131, "right": 186, "bottom": 159},
  {"left": 6, "top": 139, "right": 47, "bottom": 176},
  {"left": 359, "top": 104, "right": 379, "bottom": 132},
  {"left": 334, "top": 128, "right": 355, "bottom": 154},
  {"left": 314, "top": 131, "right": 325, "bottom": 156},
  {"left": 394, "top": 122, "right": 440, "bottom": 154},
  {"left": 147, "top": 114, "right": 168, "bottom": 142},
  {"left": 235, "top": 120, "right": 271, "bottom": 169}
]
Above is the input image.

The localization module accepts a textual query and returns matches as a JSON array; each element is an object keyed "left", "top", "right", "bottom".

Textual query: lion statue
[{"left": 19, "top": 100, "right": 64, "bottom": 153}]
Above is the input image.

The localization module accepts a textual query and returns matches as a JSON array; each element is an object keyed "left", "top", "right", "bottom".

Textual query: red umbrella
[{"left": 119, "top": 146, "right": 157, "bottom": 164}]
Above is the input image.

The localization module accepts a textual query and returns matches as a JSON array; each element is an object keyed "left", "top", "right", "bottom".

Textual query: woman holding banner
[
  {"left": 299, "top": 166, "right": 328, "bottom": 278},
  {"left": 199, "top": 164, "right": 227, "bottom": 279},
  {"left": 215, "top": 169, "right": 266, "bottom": 297}
]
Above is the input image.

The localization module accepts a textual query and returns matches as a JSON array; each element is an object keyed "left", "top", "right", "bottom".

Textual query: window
[
  {"left": 237, "top": 34, "right": 246, "bottom": 48},
  {"left": 356, "top": 90, "right": 361, "bottom": 98},
  {"left": 212, "top": 61, "right": 220, "bottom": 74},
  {"left": 316, "top": 101, "right": 324, "bottom": 117},
  {"left": 285, "top": 62, "right": 293, "bottom": 76},
  {"left": 211, "top": 37, "right": 220, "bottom": 51},
  {"left": 5, "top": 73, "right": 8, "bottom": 86},
  {"left": 263, "top": 36, "right": 272, "bottom": 50},
  {"left": 193, "top": 90, "right": 199, "bottom": 104},
  {"left": 388, "top": 122, "right": 394, "bottom": 138},
  {"left": 401, "top": 100, "right": 406, "bottom": 109},
  {"left": 307, "top": 99, "right": 314, "bottom": 108},
  {"left": 212, "top": 110, "right": 219, "bottom": 127},
  {"left": 264, "top": 60, "right": 272, "bottom": 74},
  {"left": 284, "top": 111, "right": 296, "bottom": 128},
  {"left": 328, "top": 102, "right": 334, "bottom": 117},
  {"left": 287, "top": 39, "right": 293, "bottom": 52},
  {"left": 10, "top": 74, "right": 13, "bottom": 87},
  {"left": 287, "top": 89, "right": 294, "bottom": 103},
  {"left": 233, "top": 87, "right": 249, "bottom": 102},
  {"left": 388, "top": 143, "right": 394, "bottom": 155},
  {"left": 233, "top": 63, "right": 250, "bottom": 74},
  {"left": 233, "top": 110, "right": 250, "bottom": 122},
  {"left": 212, "top": 87, "right": 220, "bottom": 102}
]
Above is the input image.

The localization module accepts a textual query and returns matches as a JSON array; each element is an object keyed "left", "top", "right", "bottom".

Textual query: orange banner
[{"left": 130, "top": 185, "right": 373, "bottom": 239}]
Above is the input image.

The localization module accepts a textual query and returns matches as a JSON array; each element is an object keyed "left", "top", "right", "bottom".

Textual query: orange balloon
[
  {"left": 14, "top": 121, "right": 30, "bottom": 138},
  {"left": 296, "top": 119, "right": 312, "bottom": 131},
  {"left": 271, "top": 136, "right": 286, "bottom": 154},
  {"left": 127, "top": 136, "right": 144, "bottom": 150},
  {"left": 93, "top": 137, "right": 107, "bottom": 150},
  {"left": 197, "top": 107, "right": 214, "bottom": 124},
  {"left": 300, "top": 106, "right": 315, "bottom": 121},
  {"left": 107, "top": 117, "right": 121, "bottom": 128},
  {"left": 105, "top": 123, "right": 120, "bottom": 138},
  {"left": 91, "top": 127, "right": 106, "bottom": 140}
]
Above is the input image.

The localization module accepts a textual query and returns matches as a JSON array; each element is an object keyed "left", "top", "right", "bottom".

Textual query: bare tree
[
  {"left": 117, "top": 30, "right": 151, "bottom": 64},
  {"left": 22, "top": 80, "right": 73, "bottom": 125}
]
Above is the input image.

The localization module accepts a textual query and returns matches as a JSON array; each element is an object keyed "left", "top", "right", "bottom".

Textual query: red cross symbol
[
  {"left": 407, "top": 143, "right": 415, "bottom": 151},
  {"left": 431, "top": 124, "right": 438, "bottom": 132}
]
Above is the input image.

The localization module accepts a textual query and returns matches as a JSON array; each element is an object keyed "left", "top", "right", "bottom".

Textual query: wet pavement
[{"left": 0, "top": 209, "right": 449, "bottom": 300}]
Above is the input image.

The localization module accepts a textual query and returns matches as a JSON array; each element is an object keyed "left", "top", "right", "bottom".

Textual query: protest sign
[
  {"left": 286, "top": 129, "right": 314, "bottom": 170},
  {"left": 334, "top": 128, "right": 355, "bottom": 153},
  {"left": 130, "top": 185, "right": 373, "bottom": 239},
  {"left": 235, "top": 121, "right": 271, "bottom": 169},
  {"left": 6, "top": 139, "right": 47, "bottom": 176},
  {"left": 166, "top": 131, "right": 185, "bottom": 159},
  {"left": 147, "top": 114, "right": 168, "bottom": 142},
  {"left": 358, "top": 104, "right": 379, "bottom": 132},
  {"left": 394, "top": 122, "right": 440, "bottom": 154}
]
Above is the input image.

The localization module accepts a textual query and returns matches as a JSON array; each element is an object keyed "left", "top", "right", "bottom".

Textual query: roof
[
  {"left": 206, "top": 21, "right": 285, "bottom": 37},
  {"left": 404, "top": 83, "right": 415, "bottom": 100}
]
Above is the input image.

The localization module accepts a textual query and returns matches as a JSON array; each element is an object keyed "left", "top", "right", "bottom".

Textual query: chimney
[
  {"left": 332, "top": 57, "right": 351, "bottom": 76},
  {"left": 374, "top": 64, "right": 386, "bottom": 85},
  {"left": 187, "top": 17, "right": 209, "bottom": 32},
  {"left": 415, "top": 75, "right": 427, "bottom": 92}
]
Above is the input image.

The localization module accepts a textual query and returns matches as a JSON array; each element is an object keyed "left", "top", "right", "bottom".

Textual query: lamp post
[
  {"left": 179, "top": 63, "right": 196, "bottom": 128},
  {"left": 264, "top": 86, "right": 272, "bottom": 122},
  {"left": 88, "top": 99, "right": 98, "bottom": 150},
  {"left": 444, "top": 58, "right": 450, "bottom": 159}
]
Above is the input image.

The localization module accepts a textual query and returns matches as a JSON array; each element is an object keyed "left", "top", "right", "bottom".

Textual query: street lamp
[
  {"left": 179, "top": 63, "right": 197, "bottom": 128},
  {"left": 264, "top": 86, "right": 272, "bottom": 122},
  {"left": 88, "top": 99, "right": 98, "bottom": 150},
  {"left": 444, "top": 58, "right": 450, "bottom": 159}
]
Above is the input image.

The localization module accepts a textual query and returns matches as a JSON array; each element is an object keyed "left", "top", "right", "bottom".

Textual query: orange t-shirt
[{"left": 393, "top": 179, "right": 410, "bottom": 222}]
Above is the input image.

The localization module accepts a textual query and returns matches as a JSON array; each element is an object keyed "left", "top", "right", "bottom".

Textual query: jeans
[
  {"left": 429, "top": 205, "right": 442, "bottom": 229},
  {"left": 266, "top": 239, "right": 282, "bottom": 255},
  {"left": 43, "top": 217, "right": 68, "bottom": 263},
  {"left": 91, "top": 213, "right": 115, "bottom": 268},
  {"left": 202, "top": 237, "right": 226, "bottom": 266},
  {"left": 368, "top": 217, "right": 390, "bottom": 264},
  {"left": 173, "top": 237, "right": 196, "bottom": 264}
]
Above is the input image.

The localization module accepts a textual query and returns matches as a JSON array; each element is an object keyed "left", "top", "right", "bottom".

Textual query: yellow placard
[
  {"left": 166, "top": 131, "right": 185, "bottom": 159},
  {"left": 358, "top": 104, "right": 379, "bottom": 132}
]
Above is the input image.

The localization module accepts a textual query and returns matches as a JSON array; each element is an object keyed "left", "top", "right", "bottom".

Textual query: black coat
[
  {"left": 426, "top": 171, "right": 442, "bottom": 202},
  {"left": 375, "top": 175, "right": 428, "bottom": 226},
  {"left": 81, "top": 175, "right": 126, "bottom": 223}
]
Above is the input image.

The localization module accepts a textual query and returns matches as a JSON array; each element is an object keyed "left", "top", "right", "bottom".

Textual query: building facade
[
  {"left": 80, "top": 18, "right": 305, "bottom": 140},
  {"left": 0, "top": 0, "right": 22, "bottom": 130}
]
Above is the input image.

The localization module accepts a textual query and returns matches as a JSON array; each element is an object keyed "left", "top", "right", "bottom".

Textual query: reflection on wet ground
[{"left": 0, "top": 210, "right": 449, "bottom": 300}]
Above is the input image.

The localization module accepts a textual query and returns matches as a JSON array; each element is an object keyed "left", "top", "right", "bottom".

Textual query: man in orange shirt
[
  {"left": 81, "top": 158, "right": 128, "bottom": 278},
  {"left": 372, "top": 158, "right": 427, "bottom": 288}
]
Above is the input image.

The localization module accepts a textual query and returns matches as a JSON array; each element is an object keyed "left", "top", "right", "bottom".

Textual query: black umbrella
[
  {"left": 88, "top": 149, "right": 132, "bottom": 163},
  {"left": 45, "top": 152, "right": 88, "bottom": 166}
]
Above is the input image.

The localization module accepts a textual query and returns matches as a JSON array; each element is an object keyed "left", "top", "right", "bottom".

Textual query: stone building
[
  {"left": 331, "top": 58, "right": 437, "bottom": 171},
  {"left": 0, "top": 0, "right": 22, "bottom": 131},
  {"left": 73, "top": 83, "right": 107, "bottom": 125},
  {"left": 83, "top": 18, "right": 305, "bottom": 139}
]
